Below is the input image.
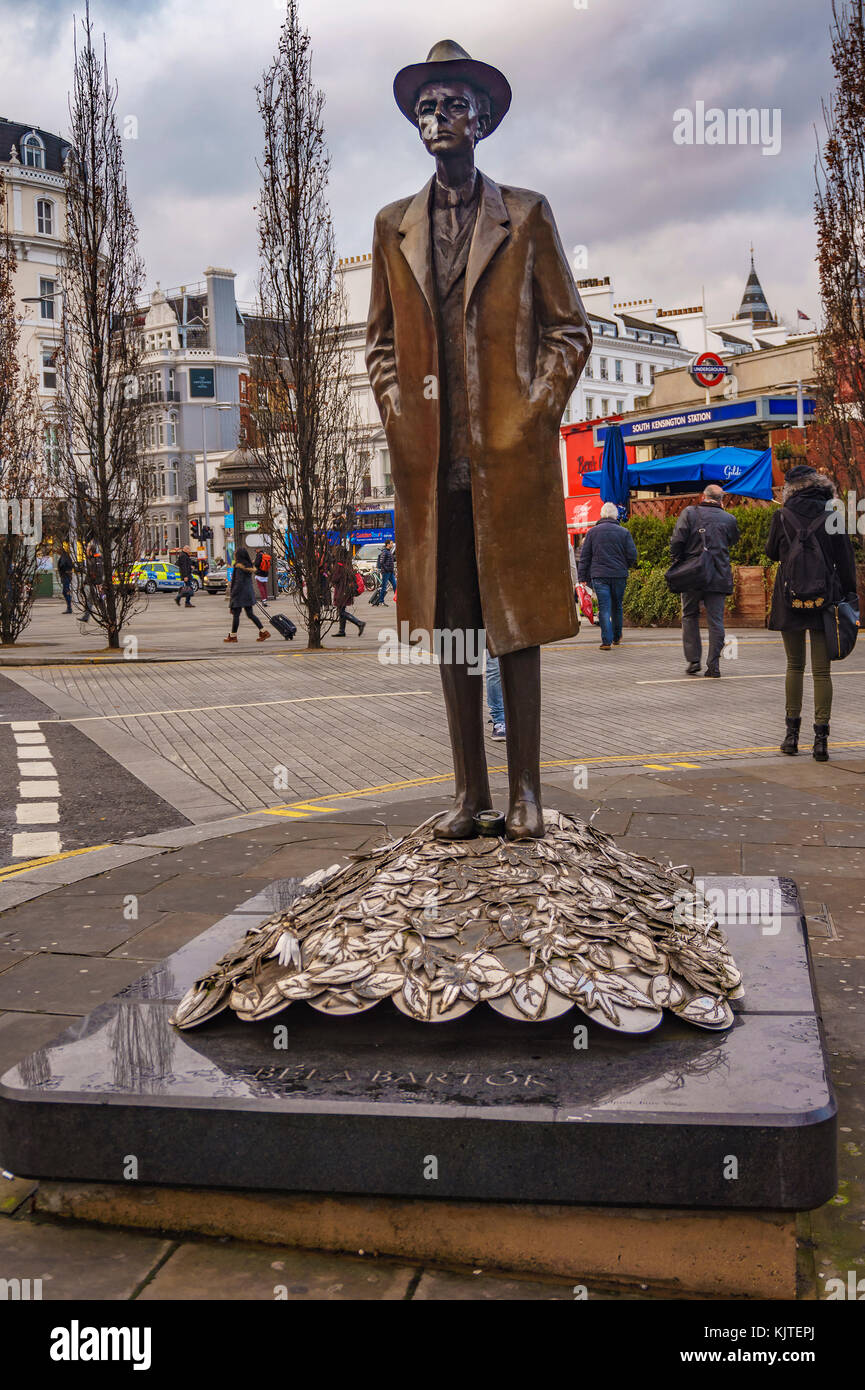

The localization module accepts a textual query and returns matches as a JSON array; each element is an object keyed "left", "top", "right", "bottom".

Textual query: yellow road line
[
  {"left": 0, "top": 843, "right": 111, "bottom": 882},
  {"left": 638, "top": 670, "right": 865, "bottom": 686}
]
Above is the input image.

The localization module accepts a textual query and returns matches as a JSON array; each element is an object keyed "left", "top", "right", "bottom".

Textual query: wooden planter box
[{"left": 730, "top": 565, "right": 767, "bottom": 628}]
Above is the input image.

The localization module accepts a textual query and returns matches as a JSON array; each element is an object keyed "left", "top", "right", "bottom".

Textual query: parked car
[
  {"left": 204, "top": 565, "right": 231, "bottom": 595},
  {"left": 132, "top": 561, "right": 200, "bottom": 595}
]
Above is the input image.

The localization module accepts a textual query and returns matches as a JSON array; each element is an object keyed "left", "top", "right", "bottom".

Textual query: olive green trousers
[{"left": 782, "top": 627, "right": 832, "bottom": 724}]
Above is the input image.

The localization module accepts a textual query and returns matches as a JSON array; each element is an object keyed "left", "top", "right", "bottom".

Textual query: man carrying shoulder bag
[{"left": 666, "top": 485, "right": 739, "bottom": 678}]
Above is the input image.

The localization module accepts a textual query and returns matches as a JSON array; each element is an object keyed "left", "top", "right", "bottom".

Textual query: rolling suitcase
[{"left": 257, "top": 602, "right": 297, "bottom": 641}]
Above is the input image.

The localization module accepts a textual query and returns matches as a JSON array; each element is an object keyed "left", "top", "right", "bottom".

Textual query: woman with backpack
[
  {"left": 765, "top": 465, "right": 857, "bottom": 761},
  {"left": 224, "top": 548, "right": 270, "bottom": 644},
  {"left": 330, "top": 545, "right": 366, "bottom": 638}
]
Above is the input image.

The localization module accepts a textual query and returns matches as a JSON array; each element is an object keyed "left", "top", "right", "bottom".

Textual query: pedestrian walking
[
  {"left": 330, "top": 545, "right": 366, "bottom": 638},
  {"left": 577, "top": 502, "right": 638, "bottom": 650},
  {"left": 56, "top": 547, "right": 74, "bottom": 614},
  {"left": 254, "top": 548, "right": 271, "bottom": 606},
  {"left": 175, "top": 545, "right": 196, "bottom": 609},
  {"left": 224, "top": 547, "right": 270, "bottom": 643},
  {"left": 80, "top": 540, "right": 102, "bottom": 624},
  {"left": 668, "top": 485, "right": 739, "bottom": 677},
  {"left": 766, "top": 465, "right": 858, "bottom": 761},
  {"left": 485, "top": 653, "right": 505, "bottom": 739},
  {"left": 371, "top": 539, "right": 396, "bottom": 606}
]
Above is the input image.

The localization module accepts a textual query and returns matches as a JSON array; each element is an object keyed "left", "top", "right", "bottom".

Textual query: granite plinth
[{"left": 0, "top": 876, "right": 836, "bottom": 1209}]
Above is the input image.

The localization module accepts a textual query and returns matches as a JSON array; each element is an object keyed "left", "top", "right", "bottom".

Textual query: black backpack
[{"left": 779, "top": 511, "right": 835, "bottom": 611}]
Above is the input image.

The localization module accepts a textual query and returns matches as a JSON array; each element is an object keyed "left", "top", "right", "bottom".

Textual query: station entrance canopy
[
  {"left": 581, "top": 446, "right": 774, "bottom": 500},
  {"left": 592, "top": 395, "right": 815, "bottom": 449}
]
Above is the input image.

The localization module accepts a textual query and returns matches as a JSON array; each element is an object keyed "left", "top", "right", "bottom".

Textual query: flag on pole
[{"left": 797, "top": 309, "right": 811, "bottom": 321}]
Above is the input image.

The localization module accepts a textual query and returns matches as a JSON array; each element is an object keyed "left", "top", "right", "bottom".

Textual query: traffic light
[
  {"left": 201, "top": 525, "right": 213, "bottom": 541},
  {"left": 190, "top": 520, "right": 200, "bottom": 540}
]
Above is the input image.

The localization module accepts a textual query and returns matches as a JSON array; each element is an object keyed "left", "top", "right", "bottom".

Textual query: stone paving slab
[
  {"left": 0, "top": 953, "right": 153, "bottom": 1016},
  {"left": 136, "top": 1240, "right": 416, "bottom": 1301},
  {"left": 0, "top": 1216, "right": 171, "bottom": 1299}
]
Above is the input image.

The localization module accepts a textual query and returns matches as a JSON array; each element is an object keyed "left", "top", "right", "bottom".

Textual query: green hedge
[
  {"left": 622, "top": 503, "right": 778, "bottom": 571},
  {"left": 622, "top": 566, "right": 681, "bottom": 626}
]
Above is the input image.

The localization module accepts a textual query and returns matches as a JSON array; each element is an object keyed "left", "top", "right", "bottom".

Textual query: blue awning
[{"left": 581, "top": 446, "right": 773, "bottom": 500}]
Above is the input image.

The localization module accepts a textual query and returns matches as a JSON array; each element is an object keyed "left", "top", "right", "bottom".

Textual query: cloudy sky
[{"left": 0, "top": 0, "right": 837, "bottom": 327}]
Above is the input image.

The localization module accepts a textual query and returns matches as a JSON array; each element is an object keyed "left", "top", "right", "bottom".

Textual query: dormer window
[{"left": 22, "top": 132, "right": 45, "bottom": 169}]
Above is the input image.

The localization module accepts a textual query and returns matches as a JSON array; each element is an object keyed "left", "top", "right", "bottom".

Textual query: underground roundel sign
[{"left": 690, "top": 352, "right": 727, "bottom": 388}]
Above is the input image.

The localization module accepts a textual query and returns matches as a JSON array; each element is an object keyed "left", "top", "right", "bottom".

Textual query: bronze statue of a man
[{"left": 366, "top": 40, "right": 591, "bottom": 840}]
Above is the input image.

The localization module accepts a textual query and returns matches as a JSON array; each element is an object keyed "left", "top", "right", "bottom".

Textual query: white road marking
[
  {"left": 0, "top": 689, "right": 432, "bottom": 725},
  {"left": 12, "top": 831, "right": 61, "bottom": 857},
  {"left": 18, "top": 781, "right": 61, "bottom": 798},
  {"left": 16, "top": 803, "right": 60, "bottom": 824},
  {"left": 6, "top": 722, "right": 62, "bottom": 860}
]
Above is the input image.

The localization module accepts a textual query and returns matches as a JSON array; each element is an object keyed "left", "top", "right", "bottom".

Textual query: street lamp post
[{"left": 199, "top": 401, "right": 234, "bottom": 565}]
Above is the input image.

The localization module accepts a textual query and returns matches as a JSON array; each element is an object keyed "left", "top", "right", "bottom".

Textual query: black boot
[
  {"left": 813, "top": 723, "right": 830, "bottom": 763},
  {"left": 780, "top": 716, "right": 801, "bottom": 755}
]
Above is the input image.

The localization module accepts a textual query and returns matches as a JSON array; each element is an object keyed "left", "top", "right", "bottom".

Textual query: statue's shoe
[
  {"left": 505, "top": 798, "right": 545, "bottom": 840},
  {"left": 433, "top": 803, "right": 484, "bottom": 839}
]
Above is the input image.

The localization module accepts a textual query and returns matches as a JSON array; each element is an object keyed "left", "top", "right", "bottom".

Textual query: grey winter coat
[{"left": 669, "top": 501, "right": 739, "bottom": 594}]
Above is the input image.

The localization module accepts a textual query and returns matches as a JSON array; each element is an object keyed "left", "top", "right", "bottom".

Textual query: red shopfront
[{"left": 561, "top": 418, "right": 636, "bottom": 535}]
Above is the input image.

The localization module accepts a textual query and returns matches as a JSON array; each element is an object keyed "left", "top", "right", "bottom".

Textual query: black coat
[
  {"left": 177, "top": 551, "right": 193, "bottom": 581},
  {"left": 229, "top": 563, "right": 256, "bottom": 610},
  {"left": 669, "top": 501, "right": 739, "bottom": 594},
  {"left": 766, "top": 481, "right": 858, "bottom": 631},
  {"left": 577, "top": 518, "right": 638, "bottom": 583}
]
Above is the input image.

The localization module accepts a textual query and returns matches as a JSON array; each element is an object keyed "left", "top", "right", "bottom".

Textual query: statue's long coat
[{"left": 366, "top": 171, "right": 592, "bottom": 656}]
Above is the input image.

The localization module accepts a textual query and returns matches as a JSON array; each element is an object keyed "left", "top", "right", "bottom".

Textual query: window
[
  {"left": 39, "top": 278, "right": 55, "bottom": 320},
  {"left": 635, "top": 362, "right": 644, "bottom": 385},
  {"left": 167, "top": 413, "right": 177, "bottom": 447},
  {"left": 614, "top": 360, "right": 623, "bottom": 382},
  {"left": 44, "top": 424, "right": 62, "bottom": 475},
  {"left": 587, "top": 356, "right": 595, "bottom": 379},
  {"left": 599, "top": 357, "right": 609, "bottom": 380},
  {"left": 600, "top": 398, "right": 610, "bottom": 416},
  {"left": 649, "top": 364, "right": 656, "bottom": 385},
  {"left": 41, "top": 348, "right": 58, "bottom": 391},
  {"left": 22, "top": 132, "right": 45, "bottom": 169},
  {"left": 616, "top": 399, "right": 625, "bottom": 414},
  {"left": 585, "top": 395, "right": 594, "bottom": 418},
  {"left": 36, "top": 199, "right": 54, "bottom": 236},
  {"left": 165, "top": 464, "right": 178, "bottom": 496}
]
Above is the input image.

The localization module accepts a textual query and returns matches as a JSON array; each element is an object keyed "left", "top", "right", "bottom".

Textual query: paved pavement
[{"left": 0, "top": 599, "right": 862, "bottom": 1299}]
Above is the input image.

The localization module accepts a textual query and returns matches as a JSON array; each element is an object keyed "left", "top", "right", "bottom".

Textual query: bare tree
[
  {"left": 57, "top": 3, "right": 146, "bottom": 648},
  {"left": 815, "top": 0, "right": 865, "bottom": 493},
  {"left": 0, "top": 174, "right": 46, "bottom": 645},
  {"left": 252, "top": 0, "right": 364, "bottom": 649}
]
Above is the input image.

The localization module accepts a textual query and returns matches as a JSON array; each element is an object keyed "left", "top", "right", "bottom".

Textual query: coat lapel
[
  {"left": 398, "top": 177, "right": 436, "bottom": 319},
  {"left": 465, "top": 172, "right": 510, "bottom": 308}
]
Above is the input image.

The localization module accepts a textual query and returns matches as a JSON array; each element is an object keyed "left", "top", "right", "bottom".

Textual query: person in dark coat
[
  {"left": 56, "top": 547, "right": 74, "bottom": 613},
  {"left": 669, "top": 485, "right": 740, "bottom": 678},
  {"left": 330, "top": 546, "right": 367, "bottom": 638},
  {"left": 765, "top": 465, "right": 857, "bottom": 761},
  {"left": 225, "top": 548, "right": 269, "bottom": 643},
  {"left": 577, "top": 503, "right": 638, "bottom": 649},
  {"left": 175, "top": 545, "right": 195, "bottom": 609}
]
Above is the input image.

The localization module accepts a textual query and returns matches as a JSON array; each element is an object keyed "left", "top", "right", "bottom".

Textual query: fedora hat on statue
[{"left": 393, "top": 40, "right": 512, "bottom": 136}]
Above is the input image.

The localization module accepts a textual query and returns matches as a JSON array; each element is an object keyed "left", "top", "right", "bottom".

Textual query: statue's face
[{"left": 415, "top": 80, "right": 487, "bottom": 157}]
